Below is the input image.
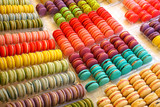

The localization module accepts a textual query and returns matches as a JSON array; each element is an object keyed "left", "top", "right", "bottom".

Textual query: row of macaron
[
  {"left": 0, "top": 13, "right": 39, "bottom": 21},
  {"left": 123, "top": 0, "right": 160, "bottom": 23},
  {"left": 140, "top": 18, "right": 160, "bottom": 48},
  {"left": 53, "top": 8, "right": 123, "bottom": 55},
  {"left": 53, "top": 7, "right": 124, "bottom": 49},
  {"left": 0, "top": 59, "right": 69, "bottom": 85},
  {"left": 0, "top": 39, "right": 55, "bottom": 57},
  {"left": 100, "top": 63, "right": 160, "bottom": 107},
  {"left": 65, "top": 98, "right": 93, "bottom": 107},
  {"left": 0, "top": 5, "right": 35, "bottom": 14},
  {"left": 0, "top": 18, "right": 43, "bottom": 31},
  {"left": 0, "top": 30, "right": 50, "bottom": 46},
  {"left": 69, "top": 52, "right": 110, "bottom": 87},
  {"left": 0, "top": 0, "right": 30, "bottom": 5},
  {"left": 5, "top": 83, "right": 85, "bottom": 106},
  {"left": 51, "top": 0, "right": 100, "bottom": 26},
  {"left": 69, "top": 33, "right": 151, "bottom": 79},
  {"left": 0, "top": 49, "right": 62, "bottom": 70},
  {"left": 36, "top": 1, "right": 59, "bottom": 16},
  {"left": 0, "top": 71, "right": 76, "bottom": 102}
]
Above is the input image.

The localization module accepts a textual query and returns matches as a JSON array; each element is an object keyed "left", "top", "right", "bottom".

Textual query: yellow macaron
[
  {"left": 14, "top": 55, "right": 23, "bottom": 68},
  {"left": 0, "top": 5, "right": 6, "bottom": 14},
  {"left": 18, "top": 5, "right": 24, "bottom": 13},
  {"left": 42, "top": 51, "right": 51, "bottom": 63},
  {"left": 22, "top": 54, "right": 31, "bottom": 67},
  {"left": 6, "top": 56, "right": 15, "bottom": 69},
  {"left": 152, "top": 35, "right": 160, "bottom": 46},
  {"left": 0, "top": 57, "right": 8, "bottom": 70}
]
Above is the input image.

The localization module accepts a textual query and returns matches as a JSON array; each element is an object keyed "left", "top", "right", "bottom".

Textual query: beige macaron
[
  {"left": 150, "top": 63, "right": 160, "bottom": 73},
  {"left": 150, "top": 79, "right": 160, "bottom": 91},
  {"left": 131, "top": 99, "right": 146, "bottom": 107},
  {"left": 117, "top": 79, "right": 129, "bottom": 90},
  {"left": 144, "top": 93, "right": 158, "bottom": 105},
  {"left": 144, "top": 73, "right": 157, "bottom": 85},
  {"left": 138, "top": 85, "right": 151, "bottom": 98},
  {"left": 128, "top": 73, "right": 141, "bottom": 84},
  {"left": 124, "top": 105, "right": 131, "bottom": 107},
  {"left": 97, "top": 97, "right": 111, "bottom": 107},
  {"left": 113, "top": 97, "right": 128, "bottom": 107},
  {"left": 126, "top": 91, "right": 140, "bottom": 104},
  {"left": 139, "top": 68, "right": 152, "bottom": 79},
  {"left": 121, "top": 85, "right": 134, "bottom": 97},
  {"left": 105, "top": 85, "right": 118, "bottom": 97},
  {"left": 132, "top": 79, "right": 146, "bottom": 90},
  {"left": 155, "top": 70, "right": 160, "bottom": 79},
  {"left": 155, "top": 88, "right": 160, "bottom": 97},
  {"left": 104, "top": 104, "right": 113, "bottom": 107},
  {"left": 149, "top": 99, "right": 160, "bottom": 107},
  {"left": 109, "top": 91, "right": 122, "bottom": 103}
]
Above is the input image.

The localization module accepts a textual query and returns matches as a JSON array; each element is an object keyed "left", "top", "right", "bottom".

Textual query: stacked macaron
[
  {"left": 0, "top": 18, "right": 43, "bottom": 31},
  {"left": 100, "top": 40, "right": 132, "bottom": 75},
  {"left": 0, "top": 49, "right": 62, "bottom": 70},
  {"left": 60, "top": 22, "right": 85, "bottom": 51},
  {"left": 110, "top": 36, "right": 143, "bottom": 69},
  {"left": 123, "top": 0, "right": 160, "bottom": 23},
  {"left": 65, "top": 98, "right": 93, "bottom": 107},
  {"left": 69, "top": 18, "right": 95, "bottom": 46},
  {"left": 63, "top": 0, "right": 75, "bottom": 7},
  {"left": 0, "top": 59, "right": 69, "bottom": 85},
  {"left": 60, "top": 7, "right": 74, "bottom": 21},
  {"left": 77, "top": 0, "right": 92, "bottom": 14},
  {"left": 85, "top": 0, "right": 100, "bottom": 10},
  {"left": 78, "top": 13, "right": 105, "bottom": 43},
  {"left": 53, "top": 29, "right": 74, "bottom": 56},
  {"left": 54, "top": 0, "right": 67, "bottom": 10},
  {"left": 97, "top": 7, "right": 123, "bottom": 34},
  {"left": 0, "top": 13, "right": 39, "bottom": 21},
  {"left": 0, "top": 31, "right": 50, "bottom": 46},
  {"left": 140, "top": 19, "right": 160, "bottom": 49},
  {"left": 151, "top": 63, "right": 160, "bottom": 79},
  {"left": 68, "top": 3, "right": 83, "bottom": 18},
  {"left": 36, "top": 3, "right": 47, "bottom": 16},
  {"left": 0, "top": 0, "right": 31, "bottom": 5},
  {"left": 104, "top": 85, "right": 129, "bottom": 107},
  {"left": 88, "top": 11, "right": 114, "bottom": 38},
  {"left": 125, "top": 10, "right": 139, "bottom": 23},
  {"left": 69, "top": 53, "right": 91, "bottom": 81},
  {"left": 45, "top": 1, "right": 59, "bottom": 14},
  {"left": 0, "top": 39, "right": 55, "bottom": 57},
  {"left": 53, "top": 13, "right": 66, "bottom": 26},
  {"left": 120, "top": 31, "right": 152, "bottom": 64},
  {"left": 97, "top": 97, "right": 113, "bottom": 107},
  {"left": 0, "top": 5, "right": 34, "bottom": 14},
  {"left": 5, "top": 83, "right": 85, "bottom": 106},
  {"left": 36, "top": 1, "right": 59, "bottom": 16}
]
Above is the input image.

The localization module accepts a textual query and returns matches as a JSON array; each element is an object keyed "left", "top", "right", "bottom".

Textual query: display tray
[{"left": 0, "top": 0, "right": 160, "bottom": 107}]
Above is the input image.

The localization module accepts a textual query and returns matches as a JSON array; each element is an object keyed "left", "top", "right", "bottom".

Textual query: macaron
[
  {"left": 126, "top": 91, "right": 140, "bottom": 104},
  {"left": 117, "top": 79, "right": 130, "bottom": 90},
  {"left": 149, "top": 100, "right": 160, "bottom": 107},
  {"left": 132, "top": 79, "right": 146, "bottom": 90},
  {"left": 85, "top": 80, "right": 99, "bottom": 92},
  {"left": 113, "top": 97, "right": 128, "bottom": 107},
  {"left": 97, "top": 97, "right": 111, "bottom": 107},
  {"left": 121, "top": 85, "right": 134, "bottom": 97},
  {"left": 78, "top": 69, "right": 91, "bottom": 81},
  {"left": 131, "top": 99, "right": 146, "bottom": 107},
  {"left": 104, "top": 85, "right": 118, "bottom": 96},
  {"left": 144, "top": 93, "right": 158, "bottom": 105},
  {"left": 138, "top": 85, "right": 151, "bottom": 98},
  {"left": 109, "top": 91, "right": 122, "bottom": 103}
]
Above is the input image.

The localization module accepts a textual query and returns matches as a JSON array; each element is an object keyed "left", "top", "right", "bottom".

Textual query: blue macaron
[
  {"left": 97, "top": 75, "right": 109, "bottom": 86},
  {"left": 78, "top": 69, "right": 91, "bottom": 81},
  {"left": 85, "top": 81, "right": 99, "bottom": 92}
]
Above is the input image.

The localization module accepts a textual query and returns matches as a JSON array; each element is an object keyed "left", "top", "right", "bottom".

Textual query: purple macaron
[
  {"left": 118, "top": 44, "right": 129, "bottom": 53},
  {"left": 76, "top": 64, "right": 87, "bottom": 74},
  {"left": 83, "top": 53, "right": 94, "bottom": 62},
  {"left": 144, "top": 27, "right": 155, "bottom": 36},
  {"left": 140, "top": 23, "right": 150, "bottom": 32},
  {"left": 97, "top": 52, "right": 108, "bottom": 64},
  {"left": 79, "top": 47, "right": 91, "bottom": 57},
  {"left": 56, "top": 90, "right": 67, "bottom": 104},
  {"left": 72, "top": 58, "right": 84, "bottom": 68},
  {"left": 86, "top": 58, "right": 98, "bottom": 68},
  {"left": 100, "top": 40, "right": 110, "bottom": 48},
  {"left": 110, "top": 36, "right": 121, "bottom": 44},
  {"left": 69, "top": 53, "right": 80, "bottom": 63},
  {"left": 148, "top": 32, "right": 159, "bottom": 40},
  {"left": 36, "top": 3, "right": 47, "bottom": 16},
  {"left": 63, "top": 88, "right": 73, "bottom": 101}
]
